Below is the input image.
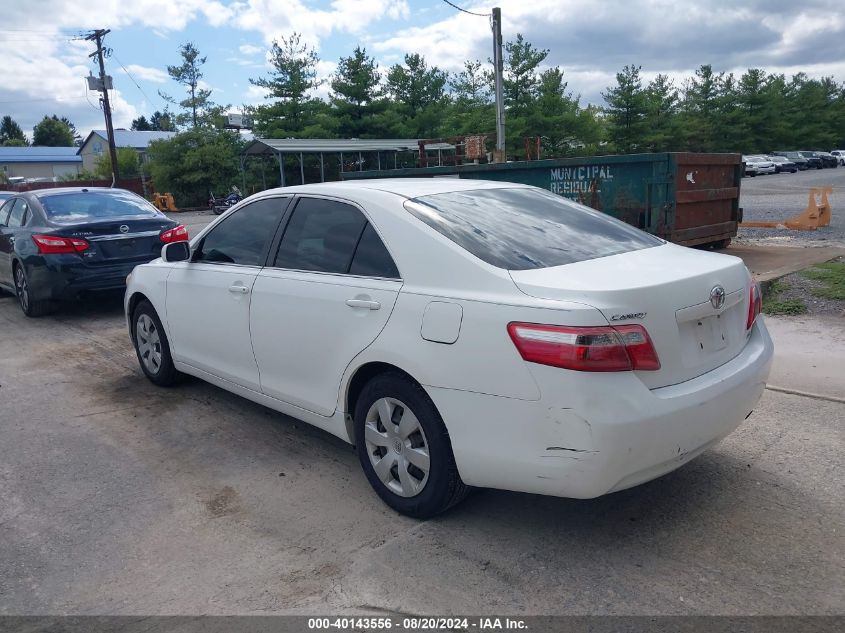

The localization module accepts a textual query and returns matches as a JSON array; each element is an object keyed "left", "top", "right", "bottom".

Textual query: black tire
[
  {"left": 131, "top": 299, "right": 180, "bottom": 386},
  {"left": 13, "top": 263, "right": 53, "bottom": 317},
  {"left": 354, "top": 372, "right": 469, "bottom": 518}
]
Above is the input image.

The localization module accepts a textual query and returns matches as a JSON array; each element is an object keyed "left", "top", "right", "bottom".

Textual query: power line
[
  {"left": 441, "top": 0, "right": 490, "bottom": 17},
  {"left": 111, "top": 53, "right": 155, "bottom": 105}
]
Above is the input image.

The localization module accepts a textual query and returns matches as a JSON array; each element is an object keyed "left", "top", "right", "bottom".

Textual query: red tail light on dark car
[
  {"left": 508, "top": 322, "right": 660, "bottom": 372},
  {"left": 160, "top": 225, "right": 188, "bottom": 243},
  {"left": 31, "top": 234, "right": 90, "bottom": 254}
]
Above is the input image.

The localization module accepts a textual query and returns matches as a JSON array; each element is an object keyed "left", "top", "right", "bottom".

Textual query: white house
[{"left": 77, "top": 129, "right": 177, "bottom": 172}]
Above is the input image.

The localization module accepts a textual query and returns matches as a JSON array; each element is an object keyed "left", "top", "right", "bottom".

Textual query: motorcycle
[{"left": 209, "top": 190, "right": 243, "bottom": 215}]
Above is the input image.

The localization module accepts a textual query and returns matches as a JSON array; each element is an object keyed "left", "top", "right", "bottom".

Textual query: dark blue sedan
[{"left": 0, "top": 187, "right": 187, "bottom": 317}]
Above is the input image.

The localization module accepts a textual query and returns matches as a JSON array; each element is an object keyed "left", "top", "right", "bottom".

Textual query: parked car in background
[
  {"left": 830, "top": 150, "right": 845, "bottom": 166},
  {"left": 815, "top": 152, "right": 839, "bottom": 168},
  {"left": 0, "top": 187, "right": 187, "bottom": 317},
  {"left": 765, "top": 155, "right": 797, "bottom": 173},
  {"left": 771, "top": 151, "right": 810, "bottom": 170},
  {"left": 125, "top": 179, "right": 772, "bottom": 518},
  {"left": 799, "top": 151, "right": 824, "bottom": 169},
  {"left": 743, "top": 155, "right": 776, "bottom": 176}
]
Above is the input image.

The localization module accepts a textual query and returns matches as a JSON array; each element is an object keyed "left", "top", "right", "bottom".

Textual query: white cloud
[
  {"left": 122, "top": 64, "right": 168, "bottom": 83},
  {"left": 239, "top": 44, "right": 263, "bottom": 56},
  {"left": 228, "top": 0, "right": 411, "bottom": 47}
]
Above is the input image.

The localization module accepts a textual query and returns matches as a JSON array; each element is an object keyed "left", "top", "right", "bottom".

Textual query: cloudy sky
[{"left": 1, "top": 0, "right": 843, "bottom": 139}]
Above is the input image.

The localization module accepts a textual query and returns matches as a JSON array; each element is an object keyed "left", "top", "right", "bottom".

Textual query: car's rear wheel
[
  {"left": 132, "top": 300, "right": 179, "bottom": 386},
  {"left": 354, "top": 372, "right": 468, "bottom": 518},
  {"left": 14, "top": 264, "right": 52, "bottom": 317}
]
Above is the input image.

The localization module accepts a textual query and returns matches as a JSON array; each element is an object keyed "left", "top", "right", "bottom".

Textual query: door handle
[
  {"left": 228, "top": 284, "right": 250, "bottom": 294},
  {"left": 346, "top": 299, "right": 381, "bottom": 310}
]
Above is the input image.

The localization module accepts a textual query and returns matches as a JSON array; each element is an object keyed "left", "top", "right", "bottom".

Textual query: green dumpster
[{"left": 342, "top": 152, "right": 742, "bottom": 247}]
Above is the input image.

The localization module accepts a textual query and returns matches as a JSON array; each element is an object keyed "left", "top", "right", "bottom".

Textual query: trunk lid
[
  {"left": 509, "top": 243, "right": 751, "bottom": 388},
  {"left": 52, "top": 218, "right": 174, "bottom": 265}
]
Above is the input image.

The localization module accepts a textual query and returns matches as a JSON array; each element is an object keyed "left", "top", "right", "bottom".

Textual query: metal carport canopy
[{"left": 243, "top": 138, "right": 455, "bottom": 155}]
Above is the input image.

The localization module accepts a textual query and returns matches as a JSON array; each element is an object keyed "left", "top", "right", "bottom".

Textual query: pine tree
[{"left": 602, "top": 65, "right": 647, "bottom": 153}]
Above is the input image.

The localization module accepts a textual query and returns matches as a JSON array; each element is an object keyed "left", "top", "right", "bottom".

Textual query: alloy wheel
[
  {"left": 15, "top": 267, "right": 29, "bottom": 312},
  {"left": 364, "top": 397, "right": 431, "bottom": 498},
  {"left": 136, "top": 314, "right": 163, "bottom": 375}
]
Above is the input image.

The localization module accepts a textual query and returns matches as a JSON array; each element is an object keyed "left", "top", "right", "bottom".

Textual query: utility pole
[
  {"left": 85, "top": 29, "right": 119, "bottom": 183},
  {"left": 491, "top": 7, "right": 506, "bottom": 162}
]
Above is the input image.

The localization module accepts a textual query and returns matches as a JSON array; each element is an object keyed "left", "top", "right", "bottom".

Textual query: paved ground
[
  {"left": 738, "top": 167, "right": 844, "bottom": 246},
  {"left": 167, "top": 209, "right": 216, "bottom": 239},
  {"left": 0, "top": 292, "right": 842, "bottom": 616}
]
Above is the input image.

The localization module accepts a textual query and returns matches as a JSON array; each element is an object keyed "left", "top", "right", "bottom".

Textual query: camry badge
[
  {"left": 710, "top": 285, "right": 726, "bottom": 309},
  {"left": 120, "top": 225, "right": 130, "bottom": 234}
]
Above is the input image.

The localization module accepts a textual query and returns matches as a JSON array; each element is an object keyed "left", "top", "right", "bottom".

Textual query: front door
[
  {"left": 250, "top": 196, "right": 402, "bottom": 416},
  {"left": 166, "top": 197, "right": 289, "bottom": 391}
]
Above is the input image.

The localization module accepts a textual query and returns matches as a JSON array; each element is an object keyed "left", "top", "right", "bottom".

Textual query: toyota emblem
[
  {"left": 710, "top": 285, "right": 726, "bottom": 309},
  {"left": 119, "top": 225, "right": 130, "bottom": 234}
]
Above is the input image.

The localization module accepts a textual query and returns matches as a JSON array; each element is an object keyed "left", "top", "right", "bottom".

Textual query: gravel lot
[
  {"left": 0, "top": 293, "right": 842, "bottom": 616},
  {"left": 738, "top": 167, "right": 845, "bottom": 246}
]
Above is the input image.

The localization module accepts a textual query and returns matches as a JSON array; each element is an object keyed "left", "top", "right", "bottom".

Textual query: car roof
[{"left": 256, "top": 178, "right": 531, "bottom": 200}]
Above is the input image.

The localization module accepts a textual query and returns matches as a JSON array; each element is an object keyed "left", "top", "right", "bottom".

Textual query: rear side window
[
  {"left": 274, "top": 198, "right": 367, "bottom": 274},
  {"left": 349, "top": 223, "right": 400, "bottom": 278},
  {"left": 39, "top": 190, "right": 161, "bottom": 224},
  {"left": 196, "top": 198, "right": 287, "bottom": 266},
  {"left": 406, "top": 187, "right": 662, "bottom": 270},
  {"left": 6, "top": 199, "right": 28, "bottom": 228}
]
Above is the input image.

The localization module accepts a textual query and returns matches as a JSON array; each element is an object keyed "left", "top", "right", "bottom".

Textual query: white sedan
[{"left": 125, "top": 179, "right": 773, "bottom": 518}]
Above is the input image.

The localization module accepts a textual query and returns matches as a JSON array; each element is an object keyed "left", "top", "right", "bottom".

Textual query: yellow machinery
[
  {"left": 741, "top": 187, "right": 832, "bottom": 230},
  {"left": 152, "top": 193, "right": 178, "bottom": 213}
]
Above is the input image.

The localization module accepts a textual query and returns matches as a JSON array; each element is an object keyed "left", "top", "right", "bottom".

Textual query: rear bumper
[
  {"left": 25, "top": 256, "right": 146, "bottom": 301},
  {"left": 428, "top": 319, "right": 773, "bottom": 498}
]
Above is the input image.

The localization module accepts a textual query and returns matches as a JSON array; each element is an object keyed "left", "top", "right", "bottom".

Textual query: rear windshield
[
  {"left": 405, "top": 187, "right": 662, "bottom": 270},
  {"left": 39, "top": 190, "right": 162, "bottom": 224}
]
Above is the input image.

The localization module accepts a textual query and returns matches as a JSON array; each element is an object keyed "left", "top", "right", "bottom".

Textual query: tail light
[
  {"left": 507, "top": 322, "right": 660, "bottom": 372},
  {"left": 160, "top": 225, "right": 188, "bottom": 243},
  {"left": 32, "top": 234, "right": 90, "bottom": 254},
  {"left": 747, "top": 282, "right": 762, "bottom": 330}
]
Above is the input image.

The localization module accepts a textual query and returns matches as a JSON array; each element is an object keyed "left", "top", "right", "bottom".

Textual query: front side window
[
  {"left": 406, "top": 187, "right": 662, "bottom": 270},
  {"left": 195, "top": 197, "right": 288, "bottom": 266},
  {"left": 0, "top": 199, "right": 15, "bottom": 225}
]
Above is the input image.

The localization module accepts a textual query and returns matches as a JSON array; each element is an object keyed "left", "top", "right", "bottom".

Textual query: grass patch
[
  {"left": 763, "top": 298, "right": 808, "bottom": 315},
  {"left": 762, "top": 277, "right": 807, "bottom": 315},
  {"left": 799, "top": 261, "right": 845, "bottom": 300}
]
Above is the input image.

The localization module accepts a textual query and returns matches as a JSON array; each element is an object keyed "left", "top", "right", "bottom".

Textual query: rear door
[
  {"left": 250, "top": 196, "right": 402, "bottom": 416},
  {"left": 165, "top": 197, "right": 289, "bottom": 391}
]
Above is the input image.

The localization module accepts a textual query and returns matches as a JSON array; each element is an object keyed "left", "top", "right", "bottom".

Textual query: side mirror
[{"left": 162, "top": 241, "right": 191, "bottom": 263}]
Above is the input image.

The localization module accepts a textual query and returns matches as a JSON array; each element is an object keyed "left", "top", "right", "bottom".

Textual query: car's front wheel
[
  {"left": 354, "top": 372, "right": 468, "bottom": 518},
  {"left": 132, "top": 300, "right": 179, "bottom": 386},
  {"left": 14, "top": 264, "right": 52, "bottom": 317}
]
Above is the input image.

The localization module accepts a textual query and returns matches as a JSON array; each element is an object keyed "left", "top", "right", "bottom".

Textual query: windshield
[
  {"left": 39, "top": 190, "right": 162, "bottom": 225},
  {"left": 405, "top": 187, "right": 662, "bottom": 271}
]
